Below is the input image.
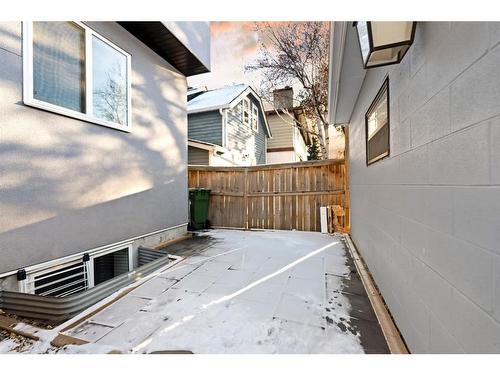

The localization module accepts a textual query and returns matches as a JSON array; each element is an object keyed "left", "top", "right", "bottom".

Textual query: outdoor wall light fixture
[{"left": 354, "top": 22, "right": 416, "bottom": 69}]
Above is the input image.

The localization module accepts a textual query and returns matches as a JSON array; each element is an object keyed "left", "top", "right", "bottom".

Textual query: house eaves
[
  {"left": 328, "top": 21, "right": 366, "bottom": 126},
  {"left": 118, "top": 21, "right": 210, "bottom": 77}
]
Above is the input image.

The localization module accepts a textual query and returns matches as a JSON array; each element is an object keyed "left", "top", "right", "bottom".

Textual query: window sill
[
  {"left": 23, "top": 98, "right": 131, "bottom": 133},
  {"left": 367, "top": 151, "right": 390, "bottom": 166}
]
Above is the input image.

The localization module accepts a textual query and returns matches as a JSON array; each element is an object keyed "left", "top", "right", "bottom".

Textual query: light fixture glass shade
[{"left": 355, "top": 22, "right": 416, "bottom": 68}]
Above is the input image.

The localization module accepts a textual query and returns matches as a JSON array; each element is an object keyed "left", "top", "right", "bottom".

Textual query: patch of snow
[
  {"left": 187, "top": 84, "right": 247, "bottom": 112},
  {"left": 0, "top": 337, "right": 18, "bottom": 353},
  {"left": 2, "top": 230, "right": 369, "bottom": 354},
  {"left": 63, "top": 230, "right": 363, "bottom": 353}
]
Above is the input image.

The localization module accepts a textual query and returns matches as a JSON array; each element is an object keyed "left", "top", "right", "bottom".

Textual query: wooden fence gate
[{"left": 188, "top": 159, "right": 349, "bottom": 232}]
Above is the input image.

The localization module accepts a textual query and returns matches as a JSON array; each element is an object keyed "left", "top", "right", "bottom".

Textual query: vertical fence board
[{"left": 188, "top": 159, "right": 348, "bottom": 233}]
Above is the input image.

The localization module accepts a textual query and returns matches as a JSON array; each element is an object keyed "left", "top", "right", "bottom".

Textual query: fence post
[{"left": 244, "top": 168, "right": 249, "bottom": 230}]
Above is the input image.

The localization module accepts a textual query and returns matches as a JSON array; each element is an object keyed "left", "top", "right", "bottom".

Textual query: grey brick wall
[{"left": 348, "top": 22, "right": 500, "bottom": 353}]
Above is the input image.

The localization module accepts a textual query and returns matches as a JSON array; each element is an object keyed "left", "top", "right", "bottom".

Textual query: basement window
[
  {"left": 366, "top": 78, "right": 390, "bottom": 165},
  {"left": 19, "top": 244, "right": 133, "bottom": 296},
  {"left": 91, "top": 247, "right": 132, "bottom": 286},
  {"left": 25, "top": 260, "right": 89, "bottom": 297}
]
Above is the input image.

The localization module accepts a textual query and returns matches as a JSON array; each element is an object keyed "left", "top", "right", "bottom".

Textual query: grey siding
[
  {"left": 347, "top": 22, "right": 500, "bottom": 353},
  {"left": 188, "top": 146, "right": 209, "bottom": 165},
  {"left": 267, "top": 113, "right": 294, "bottom": 149},
  {"left": 187, "top": 110, "right": 223, "bottom": 146},
  {"left": 227, "top": 95, "right": 268, "bottom": 165},
  {"left": 0, "top": 22, "right": 189, "bottom": 274}
]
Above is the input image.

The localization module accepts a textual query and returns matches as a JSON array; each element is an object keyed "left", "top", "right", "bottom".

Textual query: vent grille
[{"left": 29, "top": 261, "right": 89, "bottom": 297}]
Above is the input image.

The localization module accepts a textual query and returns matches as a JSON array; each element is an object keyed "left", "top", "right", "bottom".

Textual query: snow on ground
[
  {"left": 63, "top": 230, "right": 363, "bottom": 354},
  {"left": 0, "top": 335, "right": 19, "bottom": 353},
  {"left": 0, "top": 229, "right": 366, "bottom": 354}
]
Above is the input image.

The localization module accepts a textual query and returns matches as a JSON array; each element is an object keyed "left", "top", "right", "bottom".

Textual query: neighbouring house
[
  {"left": 187, "top": 84, "right": 272, "bottom": 166},
  {"left": 265, "top": 87, "right": 311, "bottom": 164},
  {"left": 0, "top": 22, "right": 210, "bottom": 299},
  {"left": 328, "top": 126, "right": 346, "bottom": 160},
  {"left": 329, "top": 21, "right": 500, "bottom": 353}
]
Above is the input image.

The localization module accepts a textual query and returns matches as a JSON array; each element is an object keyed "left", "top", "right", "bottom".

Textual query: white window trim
[
  {"left": 19, "top": 258, "right": 89, "bottom": 296},
  {"left": 242, "top": 97, "right": 250, "bottom": 126},
  {"left": 87, "top": 243, "right": 133, "bottom": 288},
  {"left": 251, "top": 103, "right": 259, "bottom": 132},
  {"left": 22, "top": 21, "right": 132, "bottom": 133},
  {"left": 18, "top": 243, "right": 133, "bottom": 293}
]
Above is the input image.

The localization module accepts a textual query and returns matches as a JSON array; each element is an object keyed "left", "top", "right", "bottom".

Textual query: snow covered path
[{"left": 1, "top": 229, "right": 389, "bottom": 353}]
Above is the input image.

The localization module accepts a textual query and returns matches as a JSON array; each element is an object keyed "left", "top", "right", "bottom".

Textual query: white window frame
[
  {"left": 251, "top": 103, "right": 259, "bottom": 132},
  {"left": 18, "top": 243, "right": 133, "bottom": 294},
  {"left": 19, "top": 258, "right": 89, "bottom": 296},
  {"left": 87, "top": 244, "right": 134, "bottom": 288},
  {"left": 22, "top": 21, "right": 132, "bottom": 132},
  {"left": 242, "top": 97, "right": 250, "bottom": 126}
]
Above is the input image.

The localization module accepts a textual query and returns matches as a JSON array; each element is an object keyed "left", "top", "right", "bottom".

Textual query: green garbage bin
[{"left": 188, "top": 188, "right": 211, "bottom": 230}]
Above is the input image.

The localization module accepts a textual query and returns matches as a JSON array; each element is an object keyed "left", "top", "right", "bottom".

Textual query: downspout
[{"left": 219, "top": 108, "right": 227, "bottom": 148}]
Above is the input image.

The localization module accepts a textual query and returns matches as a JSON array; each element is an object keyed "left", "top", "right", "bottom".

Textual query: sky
[
  {"left": 187, "top": 21, "right": 315, "bottom": 105},
  {"left": 187, "top": 22, "right": 263, "bottom": 90}
]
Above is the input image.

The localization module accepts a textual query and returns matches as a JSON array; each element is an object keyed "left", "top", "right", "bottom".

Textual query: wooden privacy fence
[{"left": 188, "top": 159, "right": 350, "bottom": 233}]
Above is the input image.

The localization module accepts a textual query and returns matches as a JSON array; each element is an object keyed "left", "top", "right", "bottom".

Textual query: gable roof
[
  {"left": 187, "top": 84, "right": 247, "bottom": 113},
  {"left": 187, "top": 84, "right": 272, "bottom": 138}
]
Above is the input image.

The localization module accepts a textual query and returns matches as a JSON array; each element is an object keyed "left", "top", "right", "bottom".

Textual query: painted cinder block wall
[
  {"left": 0, "top": 22, "right": 189, "bottom": 274},
  {"left": 348, "top": 22, "right": 500, "bottom": 353}
]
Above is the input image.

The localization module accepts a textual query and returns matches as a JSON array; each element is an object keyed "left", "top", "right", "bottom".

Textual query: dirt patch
[{"left": 0, "top": 329, "right": 36, "bottom": 353}]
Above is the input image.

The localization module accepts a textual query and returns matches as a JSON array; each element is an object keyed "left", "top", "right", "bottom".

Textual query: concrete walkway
[{"left": 62, "top": 229, "right": 389, "bottom": 354}]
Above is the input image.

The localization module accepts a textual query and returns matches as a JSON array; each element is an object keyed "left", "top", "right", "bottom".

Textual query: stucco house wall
[
  {"left": 0, "top": 22, "right": 190, "bottom": 275},
  {"left": 348, "top": 22, "right": 500, "bottom": 353}
]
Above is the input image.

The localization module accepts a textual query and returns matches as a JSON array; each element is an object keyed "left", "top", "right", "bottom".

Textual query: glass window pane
[
  {"left": 33, "top": 22, "right": 85, "bottom": 112},
  {"left": 92, "top": 36, "right": 128, "bottom": 126},
  {"left": 366, "top": 81, "right": 389, "bottom": 165},
  {"left": 356, "top": 21, "right": 370, "bottom": 63},
  {"left": 367, "top": 95, "right": 387, "bottom": 139}
]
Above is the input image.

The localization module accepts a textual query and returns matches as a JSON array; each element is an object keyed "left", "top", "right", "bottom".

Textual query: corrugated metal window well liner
[{"left": 0, "top": 246, "right": 176, "bottom": 322}]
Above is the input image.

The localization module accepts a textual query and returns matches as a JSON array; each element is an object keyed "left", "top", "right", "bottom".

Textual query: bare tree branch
[{"left": 246, "top": 22, "right": 332, "bottom": 159}]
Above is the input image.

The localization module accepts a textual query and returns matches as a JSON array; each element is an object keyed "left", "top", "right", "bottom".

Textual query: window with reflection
[
  {"left": 33, "top": 22, "right": 86, "bottom": 112},
  {"left": 92, "top": 36, "right": 128, "bottom": 126},
  {"left": 366, "top": 78, "right": 389, "bottom": 165},
  {"left": 25, "top": 22, "right": 131, "bottom": 130}
]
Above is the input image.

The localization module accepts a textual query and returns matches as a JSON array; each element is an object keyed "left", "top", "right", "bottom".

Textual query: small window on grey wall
[{"left": 366, "top": 78, "right": 390, "bottom": 165}]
